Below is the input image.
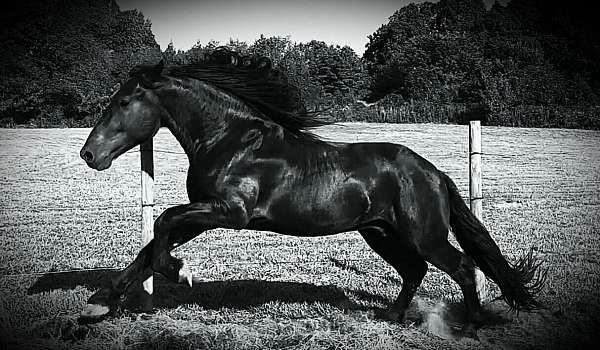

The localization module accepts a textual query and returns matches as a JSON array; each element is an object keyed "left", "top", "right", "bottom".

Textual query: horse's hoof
[
  {"left": 78, "top": 304, "right": 110, "bottom": 324},
  {"left": 178, "top": 263, "right": 193, "bottom": 287}
]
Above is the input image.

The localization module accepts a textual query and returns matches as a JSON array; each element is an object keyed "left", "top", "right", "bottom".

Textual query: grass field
[{"left": 1, "top": 122, "right": 599, "bottom": 349}]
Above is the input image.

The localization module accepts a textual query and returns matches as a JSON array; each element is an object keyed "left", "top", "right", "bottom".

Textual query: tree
[
  {"left": 250, "top": 35, "right": 293, "bottom": 68},
  {"left": 0, "top": 0, "right": 162, "bottom": 126},
  {"left": 362, "top": 0, "right": 600, "bottom": 128}
]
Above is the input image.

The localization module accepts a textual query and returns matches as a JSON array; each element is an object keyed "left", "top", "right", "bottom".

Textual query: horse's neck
[{"left": 157, "top": 79, "right": 253, "bottom": 158}]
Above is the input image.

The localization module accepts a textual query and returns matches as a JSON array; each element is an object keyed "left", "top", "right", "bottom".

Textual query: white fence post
[
  {"left": 469, "top": 121, "right": 483, "bottom": 221},
  {"left": 469, "top": 120, "right": 488, "bottom": 302},
  {"left": 140, "top": 138, "right": 154, "bottom": 311}
]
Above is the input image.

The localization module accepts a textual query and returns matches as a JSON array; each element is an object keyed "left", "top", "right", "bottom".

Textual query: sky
[{"left": 118, "top": 0, "right": 504, "bottom": 56}]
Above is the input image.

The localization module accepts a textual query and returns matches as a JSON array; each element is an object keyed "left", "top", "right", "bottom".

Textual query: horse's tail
[{"left": 443, "top": 173, "right": 546, "bottom": 311}]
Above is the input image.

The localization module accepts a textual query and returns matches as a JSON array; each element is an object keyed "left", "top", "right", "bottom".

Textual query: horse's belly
[{"left": 252, "top": 182, "right": 371, "bottom": 235}]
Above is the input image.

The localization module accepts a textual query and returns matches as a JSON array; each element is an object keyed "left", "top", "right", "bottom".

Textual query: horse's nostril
[{"left": 81, "top": 150, "right": 94, "bottom": 163}]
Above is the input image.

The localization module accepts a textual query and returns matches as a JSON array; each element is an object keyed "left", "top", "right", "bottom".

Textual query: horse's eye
[{"left": 119, "top": 99, "right": 129, "bottom": 107}]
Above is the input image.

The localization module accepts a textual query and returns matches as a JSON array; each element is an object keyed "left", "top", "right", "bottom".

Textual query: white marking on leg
[
  {"left": 178, "top": 262, "right": 193, "bottom": 287},
  {"left": 474, "top": 268, "right": 489, "bottom": 303}
]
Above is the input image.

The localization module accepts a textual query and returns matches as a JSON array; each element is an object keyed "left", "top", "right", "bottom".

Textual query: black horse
[{"left": 79, "top": 49, "right": 544, "bottom": 336}]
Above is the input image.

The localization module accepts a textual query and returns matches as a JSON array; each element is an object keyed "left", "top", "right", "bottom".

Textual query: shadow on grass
[
  {"left": 27, "top": 270, "right": 380, "bottom": 312},
  {"left": 27, "top": 269, "right": 116, "bottom": 295},
  {"left": 328, "top": 257, "right": 402, "bottom": 285}
]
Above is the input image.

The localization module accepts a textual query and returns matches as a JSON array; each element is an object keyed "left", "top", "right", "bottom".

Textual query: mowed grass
[{"left": 0, "top": 123, "right": 599, "bottom": 349}]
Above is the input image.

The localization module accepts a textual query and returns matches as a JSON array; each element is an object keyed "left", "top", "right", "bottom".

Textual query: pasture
[{"left": 0, "top": 122, "right": 599, "bottom": 349}]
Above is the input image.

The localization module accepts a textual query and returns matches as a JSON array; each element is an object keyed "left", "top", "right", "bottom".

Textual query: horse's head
[{"left": 80, "top": 61, "right": 166, "bottom": 170}]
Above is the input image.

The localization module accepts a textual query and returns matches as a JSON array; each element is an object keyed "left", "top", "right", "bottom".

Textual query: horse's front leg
[
  {"left": 79, "top": 195, "right": 251, "bottom": 323},
  {"left": 150, "top": 199, "right": 249, "bottom": 284}
]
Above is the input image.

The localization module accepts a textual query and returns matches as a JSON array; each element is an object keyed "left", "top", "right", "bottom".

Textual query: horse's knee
[
  {"left": 408, "top": 259, "right": 428, "bottom": 280},
  {"left": 154, "top": 210, "right": 171, "bottom": 233},
  {"left": 152, "top": 250, "right": 168, "bottom": 269}
]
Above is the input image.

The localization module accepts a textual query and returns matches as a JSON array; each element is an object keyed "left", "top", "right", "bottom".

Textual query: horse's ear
[
  {"left": 132, "top": 60, "right": 165, "bottom": 89},
  {"left": 156, "top": 59, "right": 165, "bottom": 72}
]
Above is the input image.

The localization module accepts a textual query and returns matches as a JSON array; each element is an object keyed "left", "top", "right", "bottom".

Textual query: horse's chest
[{"left": 185, "top": 166, "right": 221, "bottom": 201}]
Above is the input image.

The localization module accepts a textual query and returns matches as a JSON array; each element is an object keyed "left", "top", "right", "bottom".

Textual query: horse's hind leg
[
  {"left": 358, "top": 225, "right": 428, "bottom": 322},
  {"left": 418, "top": 239, "right": 483, "bottom": 337}
]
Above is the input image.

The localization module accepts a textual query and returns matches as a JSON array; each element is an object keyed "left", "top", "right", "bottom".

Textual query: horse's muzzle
[
  {"left": 80, "top": 147, "right": 112, "bottom": 170},
  {"left": 80, "top": 147, "right": 94, "bottom": 164}
]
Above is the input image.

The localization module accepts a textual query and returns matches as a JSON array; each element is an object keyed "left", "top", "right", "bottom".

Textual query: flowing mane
[{"left": 132, "top": 48, "right": 331, "bottom": 138}]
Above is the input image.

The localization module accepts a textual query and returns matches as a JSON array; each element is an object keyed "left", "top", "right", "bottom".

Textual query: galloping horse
[{"left": 79, "top": 49, "right": 544, "bottom": 336}]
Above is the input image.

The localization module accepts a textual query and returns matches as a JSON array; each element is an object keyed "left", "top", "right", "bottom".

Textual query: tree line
[{"left": 1, "top": 0, "right": 598, "bottom": 129}]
